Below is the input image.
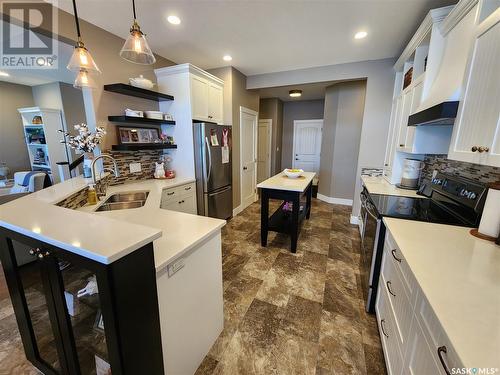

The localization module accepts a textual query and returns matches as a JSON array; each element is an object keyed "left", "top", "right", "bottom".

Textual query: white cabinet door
[
  {"left": 208, "top": 83, "right": 223, "bottom": 124},
  {"left": 404, "top": 319, "right": 443, "bottom": 375},
  {"left": 396, "top": 88, "right": 414, "bottom": 151},
  {"left": 384, "top": 97, "right": 401, "bottom": 180},
  {"left": 401, "top": 79, "right": 424, "bottom": 153},
  {"left": 190, "top": 75, "right": 209, "bottom": 121},
  {"left": 376, "top": 278, "right": 403, "bottom": 375},
  {"left": 448, "top": 14, "right": 500, "bottom": 167},
  {"left": 178, "top": 192, "right": 197, "bottom": 214}
]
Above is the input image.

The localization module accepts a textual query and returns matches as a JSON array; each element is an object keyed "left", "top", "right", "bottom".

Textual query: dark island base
[{"left": 260, "top": 182, "right": 313, "bottom": 252}]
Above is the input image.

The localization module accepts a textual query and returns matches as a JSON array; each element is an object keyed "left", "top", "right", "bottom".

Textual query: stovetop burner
[{"left": 368, "top": 194, "right": 469, "bottom": 226}]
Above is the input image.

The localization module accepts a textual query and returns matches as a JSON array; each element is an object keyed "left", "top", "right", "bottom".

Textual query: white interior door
[
  {"left": 257, "top": 119, "right": 272, "bottom": 183},
  {"left": 292, "top": 119, "right": 323, "bottom": 173},
  {"left": 240, "top": 107, "right": 258, "bottom": 210}
]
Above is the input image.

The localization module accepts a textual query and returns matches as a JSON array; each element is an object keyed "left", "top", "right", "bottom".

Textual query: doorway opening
[
  {"left": 257, "top": 119, "right": 272, "bottom": 183},
  {"left": 239, "top": 106, "right": 259, "bottom": 211},
  {"left": 292, "top": 119, "right": 323, "bottom": 174}
]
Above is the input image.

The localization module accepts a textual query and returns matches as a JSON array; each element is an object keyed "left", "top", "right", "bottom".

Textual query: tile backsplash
[
  {"left": 56, "top": 187, "right": 89, "bottom": 209},
  {"left": 422, "top": 155, "right": 500, "bottom": 185},
  {"left": 103, "top": 150, "right": 164, "bottom": 185}
]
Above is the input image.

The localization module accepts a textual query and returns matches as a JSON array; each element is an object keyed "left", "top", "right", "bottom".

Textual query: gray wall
[
  {"left": 208, "top": 67, "right": 260, "bottom": 209},
  {"left": 0, "top": 81, "right": 34, "bottom": 176},
  {"left": 281, "top": 100, "right": 325, "bottom": 169},
  {"left": 319, "top": 81, "right": 366, "bottom": 200},
  {"left": 247, "top": 58, "right": 395, "bottom": 218},
  {"left": 259, "top": 98, "right": 284, "bottom": 174}
]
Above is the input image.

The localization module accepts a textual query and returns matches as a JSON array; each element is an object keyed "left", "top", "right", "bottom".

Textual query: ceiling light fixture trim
[
  {"left": 223, "top": 55, "right": 232, "bottom": 61},
  {"left": 289, "top": 89, "right": 302, "bottom": 97},
  {"left": 167, "top": 15, "right": 181, "bottom": 25},
  {"left": 354, "top": 31, "right": 368, "bottom": 39}
]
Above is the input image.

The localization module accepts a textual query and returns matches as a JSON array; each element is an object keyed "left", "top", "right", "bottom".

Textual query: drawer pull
[
  {"left": 380, "top": 319, "right": 389, "bottom": 338},
  {"left": 391, "top": 249, "right": 402, "bottom": 263},
  {"left": 167, "top": 191, "right": 175, "bottom": 196},
  {"left": 184, "top": 186, "right": 192, "bottom": 191},
  {"left": 437, "top": 346, "right": 451, "bottom": 375},
  {"left": 386, "top": 281, "right": 396, "bottom": 297},
  {"left": 178, "top": 200, "right": 185, "bottom": 204}
]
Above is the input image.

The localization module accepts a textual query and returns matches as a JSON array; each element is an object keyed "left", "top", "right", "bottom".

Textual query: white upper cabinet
[
  {"left": 208, "top": 82, "right": 224, "bottom": 124},
  {"left": 190, "top": 75, "right": 209, "bottom": 121},
  {"left": 190, "top": 73, "right": 224, "bottom": 124},
  {"left": 448, "top": 9, "right": 500, "bottom": 167}
]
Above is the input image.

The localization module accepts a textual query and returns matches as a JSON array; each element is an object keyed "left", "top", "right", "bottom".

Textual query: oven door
[{"left": 360, "top": 194, "right": 384, "bottom": 313}]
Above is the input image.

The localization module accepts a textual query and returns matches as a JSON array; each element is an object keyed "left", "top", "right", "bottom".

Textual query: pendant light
[
  {"left": 120, "top": 0, "right": 156, "bottom": 65},
  {"left": 74, "top": 69, "right": 97, "bottom": 89},
  {"left": 67, "top": 0, "right": 101, "bottom": 76}
]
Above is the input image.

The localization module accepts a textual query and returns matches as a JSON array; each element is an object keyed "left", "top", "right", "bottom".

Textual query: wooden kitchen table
[{"left": 257, "top": 172, "right": 315, "bottom": 253}]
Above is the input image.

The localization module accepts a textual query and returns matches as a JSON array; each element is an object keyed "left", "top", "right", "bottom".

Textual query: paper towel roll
[{"left": 478, "top": 185, "right": 500, "bottom": 238}]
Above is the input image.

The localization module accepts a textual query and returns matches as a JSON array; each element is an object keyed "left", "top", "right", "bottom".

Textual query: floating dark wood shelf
[
  {"left": 111, "top": 143, "right": 177, "bottom": 151},
  {"left": 104, "top": 83, "right": 174, "bottom": 102},
  {"left": 108, "top": 115, "right": 175, "bottom": 126}
]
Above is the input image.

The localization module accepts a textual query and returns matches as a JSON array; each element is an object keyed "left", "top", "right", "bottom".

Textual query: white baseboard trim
[
  {"left": 350, "top": 215, "right": 359, "bottom": 225},
  {"left": 317, "top": 193, "right": 353, "bottom": 206},
  {"left": 232, "top": 205, "right": 243, "bottom": 217}
]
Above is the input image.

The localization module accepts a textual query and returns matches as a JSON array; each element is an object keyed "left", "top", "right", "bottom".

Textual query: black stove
[
  {"left": 367, "top": 172, "right": 488, "bottom": 227},
  {"left": 359, "top": 172, "right": 487, "bottom": 313}
]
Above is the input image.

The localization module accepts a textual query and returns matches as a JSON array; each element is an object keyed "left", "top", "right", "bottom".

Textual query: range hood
[{"left": 408, "top": 3, "right": 477, "bottom": 127}]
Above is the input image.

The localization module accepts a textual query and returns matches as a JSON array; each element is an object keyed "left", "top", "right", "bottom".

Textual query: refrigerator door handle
[
  {"left": 204, "top": 137, "right": 212, "bottom": 182},
  {"left": 208, "top": 185, "right": 231, "bottom": 197}
]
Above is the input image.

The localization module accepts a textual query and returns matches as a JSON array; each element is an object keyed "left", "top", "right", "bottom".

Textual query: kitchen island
[
  {"left": 257, "top": 171, "right": 315, "bottom": 252},
  {"left": 0, "top": 176, "right": 225, "bottom": 375}
]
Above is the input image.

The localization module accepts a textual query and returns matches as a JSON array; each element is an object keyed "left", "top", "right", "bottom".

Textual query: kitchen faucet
[{"left": 91, "top": 154, "right": 120, "bottom": 199}]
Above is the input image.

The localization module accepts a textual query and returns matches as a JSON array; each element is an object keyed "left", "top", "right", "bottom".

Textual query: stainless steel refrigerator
[{"left": 193, "top": 122, "right": 232, "bottom": 220}]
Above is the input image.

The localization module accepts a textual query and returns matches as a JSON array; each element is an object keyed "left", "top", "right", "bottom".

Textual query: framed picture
[{"left": 117, "top": 126, "right": 160, "bottom": 144}]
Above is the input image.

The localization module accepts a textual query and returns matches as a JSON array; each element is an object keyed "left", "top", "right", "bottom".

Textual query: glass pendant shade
[
  {"left": 74, "top": 69, "right": 96, "bottom": 89},
  {"left": 120, "top": 21, "right": 156, "bottom": 65},
  {"left": 67, "top": 40, "right": 101, "bottom": 73}
]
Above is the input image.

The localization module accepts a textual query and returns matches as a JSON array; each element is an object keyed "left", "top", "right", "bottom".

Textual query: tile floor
[
  {"left": 195, "top": 199, "right": 386, "bottom": 375},
  {"left": 0, "top": 199, "right": 386, "bottom": 375}
]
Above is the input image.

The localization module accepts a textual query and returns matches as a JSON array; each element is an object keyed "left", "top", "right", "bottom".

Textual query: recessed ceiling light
[
  {"left": 354, "top": 31, "right": 368, "bottom": 39},
  {"left": 223, "top": 55, "right": 232, "bottom": 62},
  {"left": 289, "top": 89, "right": 302, "bottom": 98},
  {"left": 167, "top": 15, "right": 181, "bottom": 25},
  {"left": 0, "top": 71, "right": 10, "bottom": 77}
]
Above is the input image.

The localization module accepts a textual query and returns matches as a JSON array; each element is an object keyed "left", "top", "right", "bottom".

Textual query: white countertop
[
  {"left": 79, "top": 179, "right": 226, "bottom": 272},
  {"left": 257, "top": 171, "right": 316, "bottom": 192},
  {"left": 361, "top": 175, "right": 425, "bottom": 198},
  {"left": 0, "top": 177, "right": 225, "bottom": 269},
  {"left": 383, "top": 218, "right": 500, "bottom": 369}
]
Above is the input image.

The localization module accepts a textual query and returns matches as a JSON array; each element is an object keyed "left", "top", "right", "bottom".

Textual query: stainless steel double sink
[{"left": 95, "top": 191, "right": 149, "bottom": 212}]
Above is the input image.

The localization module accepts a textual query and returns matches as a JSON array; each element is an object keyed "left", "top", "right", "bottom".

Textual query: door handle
[{"left": 204, "top": 137, "right": 212, "bottom": 181}]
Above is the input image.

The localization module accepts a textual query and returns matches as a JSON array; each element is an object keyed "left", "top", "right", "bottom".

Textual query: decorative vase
[{"left": 83, "top": 152, "right": 94, "bottom": 178}]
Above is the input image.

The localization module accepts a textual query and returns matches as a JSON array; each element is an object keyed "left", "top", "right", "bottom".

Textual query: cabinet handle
[
  {"left": 178, "top": 200, "right": 184, "bottom": 204},
  {"left": 478, "top": 146, "right": 489, "bottom": 153},
  {"left": 471, "top": 146, "right": 478, "bottom": 152},
  {"left": 399, "top": 144, "right": 405, "bottom": 147},
  {"left": 184, "top": 186, "right": 191, "bottom": 191},
  {"left": 380, "top": 319, "right": 389, "bottom": 338},
  {"left": 391, "top": 249, "right": 402, "bottom": 263},
  {"left": 386, "top": 281, "right": 396, "bottom": 297},
  {"left": 437, "top": 346, "right": 451, "bottom": 375},
  {"left": 167, "top": 191, "right": 175, "bottom": 196},
  {"left": 243, "top": 166, "right": 248, "bottom": 170}
]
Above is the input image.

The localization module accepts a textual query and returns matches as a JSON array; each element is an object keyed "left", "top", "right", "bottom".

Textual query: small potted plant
[{"left": 60, "top": 124, "right": 106, "bottom": 178}]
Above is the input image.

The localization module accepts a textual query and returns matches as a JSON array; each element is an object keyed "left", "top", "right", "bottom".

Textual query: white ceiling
[
  {"left": 55, "top": 0, "right": 457, "bottom": 76},
  {"left": 259, "top": 79, "right": 361, "bottom": 102}
]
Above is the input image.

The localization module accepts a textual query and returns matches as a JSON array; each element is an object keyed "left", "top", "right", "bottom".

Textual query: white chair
[{"left": 10, "top": 171, "right": 48, "bottom": 193}]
